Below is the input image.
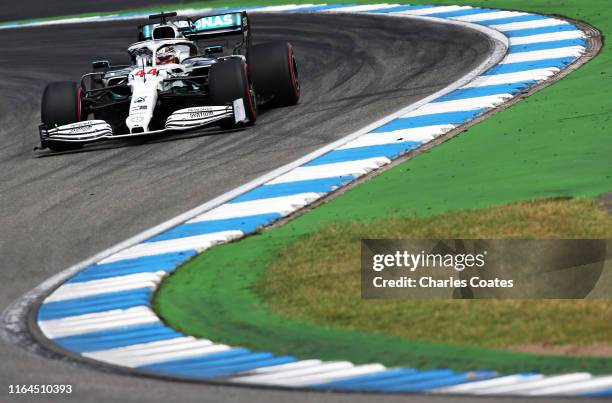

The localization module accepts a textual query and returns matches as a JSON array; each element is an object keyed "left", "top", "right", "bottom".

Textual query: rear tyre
[
  {"left": 248, "top": 41, "right": 300, "bottom": 106},
  {"left": 41, "top": 81, "right": 84, "bottom": 152},
  {"left": 208, "top": 58, "right": 257, "bottom": 128}
]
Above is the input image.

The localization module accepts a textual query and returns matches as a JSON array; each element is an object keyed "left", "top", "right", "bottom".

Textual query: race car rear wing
[
  {"left": 138, "top": 11, "right": 251, "bottom": 56},
  {"left": 190, "top": 12, "right": 246, "bottom": 36},
  {"left": 186, "top": 11, "right": 251, "bottom": 56}
]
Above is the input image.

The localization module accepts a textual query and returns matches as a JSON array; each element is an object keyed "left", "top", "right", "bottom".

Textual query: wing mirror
[
  {"left": 204, "top": 46, "right": 223, "bottom": 55},
  {"left": 92, "top": 60, "right": 111, "bottom": 69}
]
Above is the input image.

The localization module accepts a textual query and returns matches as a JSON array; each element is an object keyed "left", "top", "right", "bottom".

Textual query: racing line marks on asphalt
[{"left": 7, "top": 3, "right": 610, "bottom": 397}]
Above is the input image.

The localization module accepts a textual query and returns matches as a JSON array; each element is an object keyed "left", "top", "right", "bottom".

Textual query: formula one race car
[{"left": 39, "top": 11, "right": 300, "bottom": 151}]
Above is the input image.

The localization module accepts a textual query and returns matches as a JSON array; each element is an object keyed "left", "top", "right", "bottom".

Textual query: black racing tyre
[
  {"left": 248, "top": 41, "right": 300, "bottom": 106},
  {"left": 41, "top": 81, "right": 84, "bottom": 151},
  {"left": 208, "top": 58, "right": 257, "bottom": 128}
]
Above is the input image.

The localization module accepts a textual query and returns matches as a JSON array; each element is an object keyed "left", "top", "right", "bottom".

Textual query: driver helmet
[{"left": 156, "top": 47, "right": 178, "bottom": 65}]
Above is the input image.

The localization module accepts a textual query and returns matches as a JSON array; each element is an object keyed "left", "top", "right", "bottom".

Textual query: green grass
[
  {"left": 151, "top": 0, "right": 612, "bottom": 374},
  {"left": 260, "top": 199, "right": 612, "bottom": 349}
]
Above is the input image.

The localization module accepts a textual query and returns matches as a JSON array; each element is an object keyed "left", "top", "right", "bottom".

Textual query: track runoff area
[{"left": 21, "top": 3, "right": 610, "bottom": 399}]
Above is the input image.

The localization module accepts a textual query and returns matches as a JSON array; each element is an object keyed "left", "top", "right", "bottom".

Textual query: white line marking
[
  {"left": 98, "top": 230, "right": 243, "bottom": 264},
  {"left": 324, "top": 4, "right": 400, "bottom": 13},
  {"left": 91, "top": 338, "right": 213, "bottom": 358},
  {"left": 88, "top": 336, "right": 199, "bottom": 354},
  {"left": 233, "top": 361, "right": 355, "bottom": 384},
  {"left": 252, "top": 4, "right": 320, "bottom": 12},
  {"left": 433, "top": 374, "right": 544, "bottom": 393},
  {"left": 501, "top": 46, "right": 585, "bottom": 64},
  {"left": 453, "top": 11, "right": 528, "bottom": 23},
  {"left": 84, "top": 337, "right": 222, "bottom": 363},
  {"left": 38, "top": 306, "right": 160, "bottom": 338},
  {"left": 189, "top": 193, "right": 323, "bottom": 222},
  {"left": 267, "top": 157, "right": 391, "bottom": 184},
  {"left": 44, "top": 271, "right": 166, "bottom": 302},
  {"left": 509, "top": 30, "right": 585, "bottom": 45},
  {"left": 474, "top": 373, "right": 593, "bottom": 395},
  {"left": 337, "top": 124, "right": 454, "bottom": 149},
  {"left": 526, "top": 375, "right": 612, "bottom": 396},
  {"left": 491, "top": 18, "right": 568, "bottom": 32},
  {"left": 465, "top": 68, "right": 559, "bottom": 87},
  {"left": 395, "top": 5, "right": 473, "bottom": 16},
  {"left": 245, "top": 359, "right": 325, "bottom": 374},
  {"left": 88, "top": 343, "right": 234, "bottom": 367},
  {"left": 402, "top": 94, "right": 512, "bottom": 116},
  {"left": 274, "top": 364, "right": 388, "bottom": 386}
]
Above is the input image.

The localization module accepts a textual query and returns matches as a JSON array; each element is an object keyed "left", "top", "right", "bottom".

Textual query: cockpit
[{"left": 127, "top": 40, "right": 198, "bottom": 67}]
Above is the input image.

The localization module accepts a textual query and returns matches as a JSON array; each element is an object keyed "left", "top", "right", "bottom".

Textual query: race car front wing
[{"left": 39, "top": 99, "right": 247, "bottom": 147}]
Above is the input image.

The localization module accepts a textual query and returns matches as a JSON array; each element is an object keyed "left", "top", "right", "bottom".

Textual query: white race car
[{"left": 39, "top": 11, "right": 300, "bottom": 151}]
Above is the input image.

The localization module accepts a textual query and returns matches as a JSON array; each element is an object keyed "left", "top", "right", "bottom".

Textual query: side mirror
[
  {"left": 92, "top": 60, "right": 111, "bottom": 69},
  {"left": 204, "top": 46, "right": 223, "bottom": 55}
]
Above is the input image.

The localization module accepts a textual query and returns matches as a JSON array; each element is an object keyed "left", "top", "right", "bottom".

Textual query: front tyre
[
  {"left": 208, "top": 58, "right": 257, "bottom": 128},
  {"left": 248, "top": 42, "right": 300, "bottom": 106},
  {"left": 41, "top": 81, "right": 84, "bottom": 152}
]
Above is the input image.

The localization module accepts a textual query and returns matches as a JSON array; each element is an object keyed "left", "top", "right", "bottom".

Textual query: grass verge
[
  {"left": 155, "top": 201, "right": 612, "bottom": 374},
  {"left": 151, "top": 0, "right": 612, "bottom": 374},
  {"left": 260, "top": 199, "right": 612, "bottom": 350}
]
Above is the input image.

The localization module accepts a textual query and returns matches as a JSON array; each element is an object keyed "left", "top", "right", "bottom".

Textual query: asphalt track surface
[{"left": 0, "top": 8, "right": 590, "bottom": 403}]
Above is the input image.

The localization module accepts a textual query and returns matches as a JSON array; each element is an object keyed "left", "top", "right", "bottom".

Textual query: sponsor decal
[
  {"left": 134, "top": 96, "right": 146, "bottom": 103},
  {"left": 187, "top": 106, "right": 215, "bottom": 111},
  {"left": 130, "top": 116, "right": 145, "bottom": 123},
  {"left": 189, "top": 111, "right": 213, "bottom": 119},
  {"left": 68, "top": 124, "right": 93, "bottom": 133},
  {"left": 194, "top": 13, "right": 239, "bottom": 31},
  {"left": 134, "top": 68, "right": 157, "bottom": 77}
]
